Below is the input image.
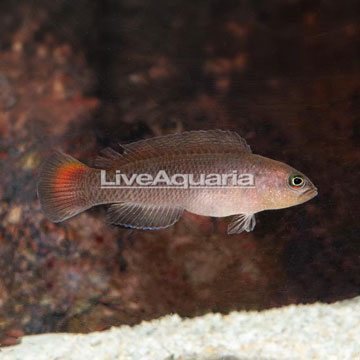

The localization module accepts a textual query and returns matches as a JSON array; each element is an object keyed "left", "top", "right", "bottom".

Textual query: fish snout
[{"left": 300, "top": 186, "right": 318, "bottom": 200}]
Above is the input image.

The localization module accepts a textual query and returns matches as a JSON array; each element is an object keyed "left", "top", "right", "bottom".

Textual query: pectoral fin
[
  {"left": 107, "top": 202, "right": 184, "bottom": 230},
  {"left": 227, "top": 213, "right": 256, "bottom": 234}
]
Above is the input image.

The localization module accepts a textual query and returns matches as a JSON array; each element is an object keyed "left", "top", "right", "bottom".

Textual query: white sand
[{"left": 1, "top": 297, "right": 359, "bottom": 360}]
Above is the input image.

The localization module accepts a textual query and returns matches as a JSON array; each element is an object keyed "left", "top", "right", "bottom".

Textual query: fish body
[{"left": 37, "top": 130, "right": 317, "bottom": 234}]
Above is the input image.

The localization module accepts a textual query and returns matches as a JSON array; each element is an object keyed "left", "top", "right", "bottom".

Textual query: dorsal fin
[{"left": 95, "top": 130, "right": 251, "bottom": 169}]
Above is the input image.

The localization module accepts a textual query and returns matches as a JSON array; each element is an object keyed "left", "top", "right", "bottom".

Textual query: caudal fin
[{"left": 37, "top": 151, "right": 92, "bottom": 222}]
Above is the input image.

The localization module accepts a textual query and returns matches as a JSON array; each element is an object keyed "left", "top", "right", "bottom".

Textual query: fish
[{"left": 37, "top": 130, "right": 318, "bottom": 234}]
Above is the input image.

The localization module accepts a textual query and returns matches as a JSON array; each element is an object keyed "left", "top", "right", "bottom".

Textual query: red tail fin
[{"left": 37, "top": 151, "right": 92, "bottom": 222}]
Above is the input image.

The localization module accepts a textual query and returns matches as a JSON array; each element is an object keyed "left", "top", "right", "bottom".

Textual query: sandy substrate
[{"left": 1, "top": 297, "right": 359, "bottom": 360}]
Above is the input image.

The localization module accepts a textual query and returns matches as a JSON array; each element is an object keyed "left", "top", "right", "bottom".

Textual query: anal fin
[
  {"left": 227, "top": 213, "right": 256, "bottom": 234},
  {"left": 107, "top": 202, "right": 184, "bottom": 230}
]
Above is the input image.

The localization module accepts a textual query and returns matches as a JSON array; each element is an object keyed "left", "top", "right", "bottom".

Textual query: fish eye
[{"left": 289, "top": 174, "right": 305, "bottom": 188}]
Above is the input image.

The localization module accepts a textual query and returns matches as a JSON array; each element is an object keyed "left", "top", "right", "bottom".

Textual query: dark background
[{"left": 0, "top": 0, "right": 359, "bottom": 340}]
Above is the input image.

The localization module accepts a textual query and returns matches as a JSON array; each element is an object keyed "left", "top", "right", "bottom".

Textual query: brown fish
[{"left": 37, "top": 130, "right": 317, "bottom": 234}]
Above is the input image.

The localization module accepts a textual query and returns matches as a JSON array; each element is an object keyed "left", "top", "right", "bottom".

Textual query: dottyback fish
[{"left": 37, "top": 130, "right": 317, "bottom": 234}]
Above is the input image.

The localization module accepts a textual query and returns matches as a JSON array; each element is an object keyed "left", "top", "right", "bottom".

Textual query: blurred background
[{"left": 0, "top": 0, "right": 359, "bottom": 341}]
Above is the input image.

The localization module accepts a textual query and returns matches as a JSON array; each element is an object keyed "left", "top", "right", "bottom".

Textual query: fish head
[{"left": 255, "top": 157, "right": 318, "bottom": 211}]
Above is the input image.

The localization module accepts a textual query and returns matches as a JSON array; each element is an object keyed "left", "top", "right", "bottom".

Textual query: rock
[
  {"left": 6, "top": 206, "right": 22, "bottom": 224},
  {"left": 1, "top": 296, "right": 360, "bottom": 360},
  {"left": 0, "top": 75, "right": 17, "bottom": 111}
]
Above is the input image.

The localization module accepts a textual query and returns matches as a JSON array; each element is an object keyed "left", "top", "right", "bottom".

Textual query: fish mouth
[{"left": 300, "top": 187, "right": 318, "bottom": 200}]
